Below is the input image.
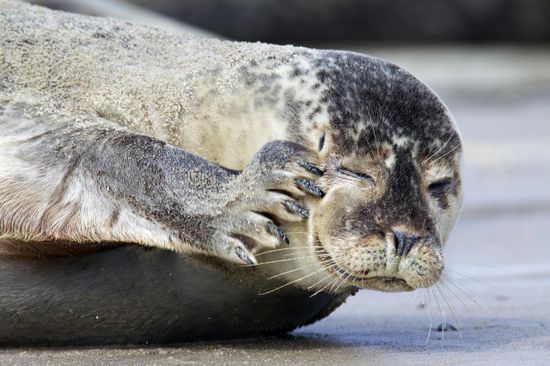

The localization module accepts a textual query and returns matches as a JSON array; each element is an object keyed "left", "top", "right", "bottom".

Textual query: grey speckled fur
[{"left": 0, "top": 0, "right": 462, "bottom": 345}]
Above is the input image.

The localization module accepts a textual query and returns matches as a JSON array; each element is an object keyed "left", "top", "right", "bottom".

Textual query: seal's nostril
[{"left": 393, "top": 230, "right": 419, "bottom": 256}]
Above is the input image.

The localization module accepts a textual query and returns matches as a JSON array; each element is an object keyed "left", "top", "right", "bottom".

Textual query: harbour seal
[{"left": 0, "top": 0, "right": 463, "bottom": 344}]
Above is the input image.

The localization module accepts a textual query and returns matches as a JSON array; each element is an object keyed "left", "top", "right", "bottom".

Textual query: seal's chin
[
  {"left": 332, "top": 262, "right": 414, "bottom": 292},
  {"left": 359, "top": 277, "right": 414, "bottom": 292}
]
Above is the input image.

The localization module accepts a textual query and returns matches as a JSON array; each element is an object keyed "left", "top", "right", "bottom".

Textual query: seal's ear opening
[{"left": 0, "top": 239, "right": 127, "bottom": 258}]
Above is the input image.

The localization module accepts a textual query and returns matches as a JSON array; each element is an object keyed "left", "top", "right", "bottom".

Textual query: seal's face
[
  {"left": 241, "top": 50, "right": 462, "bottom": 293},
  {"left": 312, "top": 129, "right": 462, "bottom": 292},
  {"left": 293, "top": 52, "right": 463, "bottom": 292}
]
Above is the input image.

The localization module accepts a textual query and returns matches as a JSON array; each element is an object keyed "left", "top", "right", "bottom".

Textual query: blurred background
[
  {"left": 18, "top": 0, "right": 550, "bottom": 364},
  {"left": 28, "top": 0, "right": 550, "bottom": 43}
]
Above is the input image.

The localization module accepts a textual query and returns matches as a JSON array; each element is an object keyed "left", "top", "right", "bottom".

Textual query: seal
[{"left": 0, "top": 0, "right": 463, "bottom": 344}]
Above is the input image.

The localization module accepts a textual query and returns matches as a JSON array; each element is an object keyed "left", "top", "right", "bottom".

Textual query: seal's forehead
[{"left": 312, "top": 51, "right": 459, "bottom": 156}]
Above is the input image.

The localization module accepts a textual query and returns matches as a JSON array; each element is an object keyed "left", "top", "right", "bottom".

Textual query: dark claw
[
  {"left": 283, "top": 200, "right": 310, "bottom": 219},
  {"left": 266, "top": 221, "right": 289, "bottom": 245},
  {"left": 295, "top": 178, "right": 325, "bottom": 198},
  {"left": 235, "top": 246, "right": 255, "bottom": 266},
  {"left": 298, "top": 159, "right": 324, "bottom": 176}
]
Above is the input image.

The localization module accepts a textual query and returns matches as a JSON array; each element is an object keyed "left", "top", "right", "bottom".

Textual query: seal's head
[{"left": 263, "top": 51, "right": 463, "bottom": 293}]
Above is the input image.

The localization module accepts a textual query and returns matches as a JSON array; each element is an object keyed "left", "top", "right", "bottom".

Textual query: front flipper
[
  {"left": 0, "top": 101, "right": 203, "bottom": 256},
  {"left": 0, "top": 101, "right": 323, "bottom": 264},
  {"left": 203, "top": 140, "right": 325, "bottom": 264}
]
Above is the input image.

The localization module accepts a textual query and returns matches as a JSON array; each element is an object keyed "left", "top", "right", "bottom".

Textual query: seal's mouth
[
  {"left": 362, "top": 277, "right": 414, "bottom": 292},
  {"left": 313, "top": 232, "right": 414, "bottom": 292}
]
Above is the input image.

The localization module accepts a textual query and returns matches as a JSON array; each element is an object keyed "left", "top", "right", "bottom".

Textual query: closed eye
[
  {"left": 338, "top": 167, "right": 374, "bottom": 183},
  {"left": 428, "top": 178, "right": 453, "bottom": 193}
]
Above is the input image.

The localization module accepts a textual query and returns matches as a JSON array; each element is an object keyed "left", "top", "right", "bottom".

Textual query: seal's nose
[{"left": 392, "top": 229, "right": 420, "bottom": 256}]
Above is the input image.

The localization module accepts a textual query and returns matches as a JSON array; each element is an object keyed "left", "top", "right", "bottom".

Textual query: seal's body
[{"left": 0, "top": 0, "right": 463, "bottom": 344}]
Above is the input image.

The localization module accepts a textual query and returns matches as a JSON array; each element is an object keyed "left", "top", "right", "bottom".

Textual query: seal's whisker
[
  {"left": 328, "top": 255, "right": 354, "bottom": 292},
  {"left": 259, "top": 266, "right": 330, "bottom": 295},
  {"left": 307, "top": 266, "right": 339, "bottom": 291},
  {"left": 268, "top": 255, "right": 335, "bottom": 280},
  {"left": 310, "top": 275, "right": 341, "bottom": 298},
  {"left": 267, "top": 263, "right": 318, "bottom": 280},
  {"left": 439, "top": 277, "right": 469, "bottom": 309},
  {"left": 430, "top": 284, "right": 446, "bottom": 342},
  {"left": 272, "top": 246, "right": 328, "bottom": 258},
  {"left": 242, "top": 256, "right": 311, "bottom": 267},
  {"left": 323, "top": 276, "right": 342, "bottom": 293},
  {"left": 444, "top": 268, "right": 501, "bottom": 290},
  {"left": 435, "top": 283, "right": 464, "bottom": 341},
  {"left": 429, "top": 143, "right": 462, "bottom": 165},
  {"left": 329, "top": 275, "right": 345, "bottom": 293},
  {"left": 442, "top": 275, "right": 480, "bottom": 306},
  {"left": 329, "top": 273, "right": 344, "bottom": 293},
  {"left": 441, "top": 274, "right": 486, "bottom": 310},
  {"left": 423, "top": 129, "right": 456, "bottom": 165},
  {"left": 255, "top": 246, "right": 313, "bottom": 256},
  {"left": 425, "top": 287, "right": 434, "bottom": 345},
  {"left": 280, "top": 247, "right": 331, "bottom": 258},
  {"left": 333, "top": 270, "right": 352, "bottom": 293},
  {"left": 370, "top": 108, "right": 383, "bottom": 162},
  {"left": 447, "top": 261, "right": 502, "bottom": 270},
  {"left": 278, "top": 230, "right": 311, "bottom": 235},
  {"left": 282, "top": 250, "right": 314, "bottom": 257},
  {"left": 373, "top": 129, "right": 382, "bottom": 161}
]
